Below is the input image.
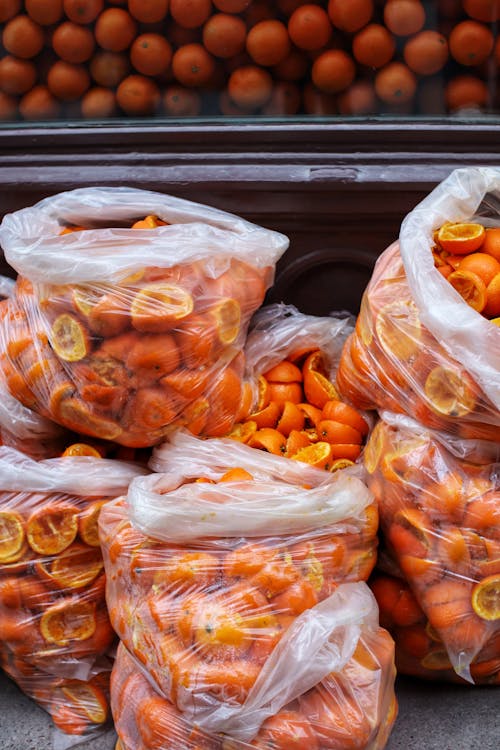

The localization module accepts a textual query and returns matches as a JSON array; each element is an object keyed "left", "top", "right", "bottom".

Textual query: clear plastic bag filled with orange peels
[
  {"left": 336, "top": 166, "right": 500, "bottom": 443},
  {"left": 370, "top": 569, "right": 500, "bottom": 686},
  {"left": 110, "top": 584, "right": 397, "bottom": 750},
  {"left": 0, "top": 187, "right": 288, "bottom": 447},
  {"left": 0, "top": 446, "right": 147, "bottom": 739},
  {"left": 99, "top": 431, "right": 380, "bottom": 731},
  {"left": 364, "top": 412, "right": 500, "bottom": 683},
  {"left": 226, "top": 304, "right": 374, "bottom": 471},
  {"left": 0, "top": 278, "right": 69, "bottom": 459}
]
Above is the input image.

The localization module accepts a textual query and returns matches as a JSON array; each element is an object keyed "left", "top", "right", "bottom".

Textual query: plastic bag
[
  {"left": 100, "top": 431, "right": 379, "bottom": 727},
  {"left": 336, "top": 167, "right": 500, "bottom": 441},
  {"left": 370, "top": 570, "right": 500, "bottom": 686},
  {"left": 111, "top": 583, "right": 397, "bottom": 750},
  {"left": 363, "top": 413, "right": 500, "bottom": 683},
  {"left": 0, "top": 446, "right": 147, "bottom": 737},
  {"left": 0, "top": 278, "right": 69, "bottom": 459},
  {"left": 0, "top": 187, "right": 288, "bottom": 447},
  {"left": 336, "top": 241, "right": 500, "bottom": 442},
  {"left": 0, "top": 649, "right": 114, "bottom": 745}
]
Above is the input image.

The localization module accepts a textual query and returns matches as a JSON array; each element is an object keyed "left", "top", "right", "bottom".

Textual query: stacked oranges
[{"left": 1, "top": 1, "right": 500, "bottom": 120}]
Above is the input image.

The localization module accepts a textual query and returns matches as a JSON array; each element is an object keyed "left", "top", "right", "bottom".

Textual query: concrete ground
[{"left": 1, "top": 670, "right": 498, "bottom": 749}]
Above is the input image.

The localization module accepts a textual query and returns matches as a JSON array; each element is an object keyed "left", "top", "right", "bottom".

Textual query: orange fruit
[
  {"left": 437, "top": 222, "right": 486, "bottom": 255},
  {"left": 203, "top": 13, "right": 247, "bottom": 58},
  {"left": 0, "top": 0, "right": 21, "bottom": 23},
  {"left": 128, "top": 0, "right": 169, "bottom": 23},
  {"left": 449, "top": 20, "right": 494, "bottom": 66},
  {"left": 127, "top": 333, "right": 181, "bottom": 384},
  {"left": 255, "top": 710, "right": 319, "bottom": 750},
  {"left": 375, "top": 62, "right": 417, "bottom": 104},
  {"left": 130, "top": 283, "right": 193, "bottom": 332},
  {"left": 249, "top": 427, "right": 287, "bottom": 455},
  {"left": 267, "top": 381, "right": 304, "bottom": 405},
  {"left": 40, "top": 599, "right": 96, "bottom": 645},
  {"left": 116, "top": 74, "right": 160, "bottom": 115},
  {"left": 0, "top": 55, "right": 36, "bottom": 95},
  {"left": 249, "top": 400, "right": 282, "bottom": 429},
  {"left": 57, "top": 397, "right": 123, "bottom": 441},
  {"left": 352, "top": 24, "right": 396, "bottom": 69},
  {"left": 172, "top": 43, "right": 216, "bottom": 87},
  {"left": 321, "top": 399, "right": 369, "bottom": 436},
  {"left": 81, "top": 88, "right": 117, "bottom": 118},
  {"left": 219, "top": 467, "right": 254, "bottom": 482},
  {"left": 26, "top": 504, "right": 78, "bottom": 555},
  {"left": 47, "top": 61, "right": 91, "bottom": 101},
  {"left": 264, "top": 360, "right": 302, "bottom": 383},
  {"left": 227, "top": 65, "right": 273, "bottom": 110},
  {"left": 420, "top": 649, "right": 453, "bottom": 671},
  {"left": 130, "top": 34, "right": 173, "bottom": 77},
  {"left": 203, "top": 365, "right": 243, "bottom": 437},
  {"left": 403, "top": 30, "right": 448, "bottom": 75},
  {"left": 213, "top": 0, "right": 251, "bottom": 10},
  {"left": 424, "top": 364, "right": 477, "bottom": 418},
  {"left": 161, "top": 367, "right": 209, "bottom": 400},
  {"left": 375, "top": 299, "right": 421, "bottom": 361},
  {"left": 209, "top": 297, "right": 241, "bottom": 345},
  {"left": 40, "top": 543, "right": 104, "bottom": 589},
  {"left": 383, "top": 0, "right": 426, "bottom": 36},
  {"left": 170, "top": 0, "right": 211, "bottom": 28},
  {"left": 89, "top": 51, "right": 130, "bottom": 87},
  {"left": 471, "top": 575, "right": 500, "bottom": 621},
  {"left": 445, "top": 74, "right": 488, "bottom": 111},
  {"left": 78, "top": 500, "right": 107, "bottom": 547},
  {"left": 2, "top": 14, "right": 44, "bottom": 58},
  {"left": 484, "top": 272, "right": 500, "bottom": 317},
  {"left": 291, "top": 440, "right": 333, "bottom": 469},
  {"left": 0, "top": 90, "right": 17, "bottom": 120},
  {"left": 317, "top": 419, "right": 363, "bottom": 445},
  {"left": 458, "top": 252, "right": 500, "bottom": 285},
  {"left": 61, "top": 442, "right": 102, "bottom": 457},
  {"left": 60, "top": 681, "right": 108, "bottom": 725},
  {"left": 481, "top": 228, "right": 500, "bottom": 262},
  {"left": 163, "top": 85, "right": 202, "bottom": 116},
  {"left": 63, "top": 0, "right": 103, "bottom": 24},
  {"left": 302, "top": 350, "right": 339, "bottom": 409},
  {"left": 423, "top": 578, "right": 472, "bottom": 631},
  {"left": 95, "top": 8, "right": 137, "bottom": 52},
  {"left": 0, "top": 510, "right": 25, "bottom": 563},
  {"left": 246, "top": 19, "right": 290, "bottom": 67},
  {"left": 276, "top": 400, "right": 305, "bottom": 436},
  {"left": 312, "top": 50, "right": 356, "bottom": 94},
  {"left": 226, "top": 420, "right": 258, "bottom": 443},
  {"left": 447, "top": 269, "right": 487, "bottom": 312},
  {"left": 297, "top": 402, "right": 323, "bottom": 428},
  {"left": 285, "top": 428, "right": 313, "bottom": 457},
  {"left": 463, "top": 0, "right": 500, "bottom": 21},
  {"left": 327, "top": 0, "right": 373, "bottom": 32},
  {"left": 329, "top": 443, "right": 362, "bottom": 461},
  {"left": 287, "top": 4, "right": 332, "bottom": 51},
  {"left": 49, "top": 314, "right": 90, "bottom": 362},
  {"left": 52, "top": 21, "right": 95, "bottom": 64}
]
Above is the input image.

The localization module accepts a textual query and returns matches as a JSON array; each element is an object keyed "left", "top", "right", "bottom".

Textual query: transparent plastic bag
[
  {"left": 111, "top": 583, "right": 397, "bottom": 750},
  {"left": 337, "top": 167, "right": 500, "bottom": 440},
  {"left": 364, "top": 414, "right": 500, "bottom": 683},
  {"left": 0, "top": 446, "right": 147, "bottom": 737},
  {"left": 371, "top": 570, "right": 500, "bottom": 686},
  {"left": 336, "top": 241, "right": 500, "bottom": 441},
  {"left": 0, "top": 279, "right": 68, "bottom": 459},
  {"left": 0, "top": 648, "right": 114, "bottom": 745},
  {"left": 0, "top": 188, "right": 288, "bottom": 447},
  {"left": 100, "top": 431, "right": 379, "bottom": 726}
]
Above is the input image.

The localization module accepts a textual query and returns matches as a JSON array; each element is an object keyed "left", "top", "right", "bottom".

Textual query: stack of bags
[
  {"left": 335, "top": 166, "right": 500, "bottom": 685},
  {"left": 0, "top": 187, "right": 398, "bottom": 748}
]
